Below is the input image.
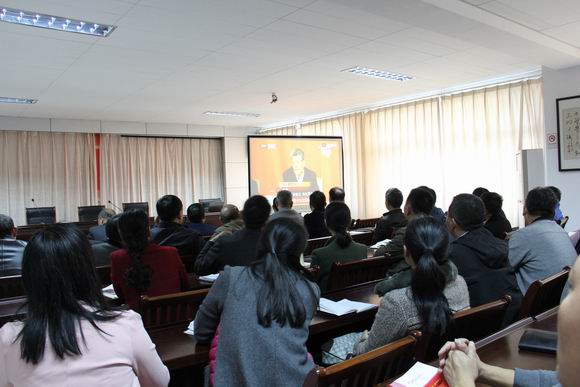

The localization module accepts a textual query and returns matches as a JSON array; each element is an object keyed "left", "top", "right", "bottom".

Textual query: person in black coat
[
  {"left": 194, "top": 195, "right": 271, "bottom": 276},
  {"left": 151, "top": 195, "right": 204, "bottom": 257},
  {"left": 303, "top": 191, "right": 330, "bottom": 239},
  {"left": 447, "top": 194, "right": 521, "bottom": 324},
  {"left": 87, "top": 208, "right": 116, "bottom": 242},
  {"left": 372, "top": 187, "right": 407, "bottom": 244},
  {"left": 281, "top": 148, "right": 319, "bottom": 191},
  {"left": 481, "top": 192, "right": 512, "bottom": 240},
  {"left": 91, "top": 214, "right": 123, "bottom": 267}
]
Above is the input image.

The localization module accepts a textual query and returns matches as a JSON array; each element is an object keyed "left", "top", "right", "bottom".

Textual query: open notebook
[{"left": 318, "top": 298, "right": 377, "bottom": 317}]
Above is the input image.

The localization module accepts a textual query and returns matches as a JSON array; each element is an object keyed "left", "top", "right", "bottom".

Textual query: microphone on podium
[
  {"left": 108, "top": 200, "right": 123, "bottom": 212},
  {"left": 31, "top": 198, "right": 38, "bottom": 208}
]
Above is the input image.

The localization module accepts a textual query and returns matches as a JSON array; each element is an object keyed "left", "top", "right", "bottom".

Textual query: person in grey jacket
[
  {"left": 194, "top": 218, "right": 320, "bottom": 387},
  {"left": 438, "top": 254, "right": 580, "bottom": 387},
  {"left": 0, "top": 214, "right": 26, "bottom": 276},
  {"left": 508, "top": 187, "right": 577, "bottom": 295},
  {"left": 269, "top": 190, "right": 304, "bottom": 226},
  {"left": 354, "top": 216, "right": 469, "bottom": 355}
]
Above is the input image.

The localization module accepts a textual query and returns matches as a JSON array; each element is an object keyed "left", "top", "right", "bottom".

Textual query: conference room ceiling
[{"left": 1, "top": 0, "right": 580, "bottom": 129}]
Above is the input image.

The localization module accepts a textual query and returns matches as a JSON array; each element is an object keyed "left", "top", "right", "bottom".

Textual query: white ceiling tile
[
  {"left": 491, "top": 0, "right": 580, "bottom": 28},
  {"left": 544, "top": 21, "right": 580, "bottom": 48},
  {"left": 478, "top": 1, "right": 555, "bottom": 31}
]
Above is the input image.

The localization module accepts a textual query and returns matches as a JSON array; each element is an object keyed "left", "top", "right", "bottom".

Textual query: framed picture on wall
[{"left": 556, "top": 95, "right": 580, "bottom": 171}]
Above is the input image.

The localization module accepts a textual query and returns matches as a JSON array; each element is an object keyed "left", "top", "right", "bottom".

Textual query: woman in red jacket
[{"left": 111, "top": 209, "right": 189, "bottom": 310}]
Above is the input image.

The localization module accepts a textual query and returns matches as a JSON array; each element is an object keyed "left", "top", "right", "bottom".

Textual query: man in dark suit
[
  {"left": 447, "top": 193, "right": 521, "bottom": 324},
  {"left": 372, "top": 187, "right": 407, "bottom": 244},
  {"left": 88, "top": 208, "right": 116, "bottom": 242},
  {"left": 0, "top": 214, "right": 27, "bottom": 276},
  {"left": 194, "top": 195, "right": 271, "bottom": 275},
  {"left": 91, "top": 214, "right": 122, "bottom": 267},
  {"left": 281, "top": 148, "right": 319, "bottom": 191},
  {"left": 481, "top": 192, "right": 512, "bottom": 240},
  {"left": 151, "top": 195, "right": 204, "bottom": 258}
]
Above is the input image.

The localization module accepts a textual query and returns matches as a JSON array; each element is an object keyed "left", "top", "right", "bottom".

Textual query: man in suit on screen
[{"left": 282, "top": 148, "right": 319, "bottom": 191}]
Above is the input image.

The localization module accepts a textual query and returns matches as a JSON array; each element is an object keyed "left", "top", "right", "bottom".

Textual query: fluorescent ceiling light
[
  {"left": 0, "top": 96, "right": 38, "bottom": 104},
  {"left": 0, "top": 6, "right": 116, "bottom": 37},
  {"left": 204, "top": 111, "right": 261, "bottom": 118},
  {"left": 342, "top": 66, "right": 413, "bottom": 82}
]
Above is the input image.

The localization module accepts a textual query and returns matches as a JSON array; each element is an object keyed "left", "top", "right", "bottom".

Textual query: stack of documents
[
  {"left": 102, "top": 284, "right": 118, "bottom": 300},
  {"left": 184, "top": 320, "right": 195, "bottom": 336},
  {"left": 199, "top": 273, "right": 219, "bottom": 282}
]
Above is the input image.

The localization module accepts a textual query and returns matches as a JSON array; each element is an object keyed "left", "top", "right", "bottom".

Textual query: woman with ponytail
[
  {"left": 352, "top": 216, "right": 469, "bottom": 355},
  {"left": 311, "top": 201, "right": 367, "bottom": 292},
  {"left": 111, "top": 209, "right": 189, "bottom": 310},
  {"left": 194, "top": 218, "right": 320, "bottom": 387}
]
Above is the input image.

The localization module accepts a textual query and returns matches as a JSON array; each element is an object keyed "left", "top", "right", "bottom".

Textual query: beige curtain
[
  {"left": 262, "top": 79, "right": 544, "bottom": 224},
  {"left": 100, "top": 135, "right": 224, "bottom": 217},
  {"left": 0, "top": 131, "right": 97, "bottom": 226}
]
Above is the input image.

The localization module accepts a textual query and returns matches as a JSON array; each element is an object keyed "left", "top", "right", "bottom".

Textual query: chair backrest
[
  {"left": 95, "top": 266, "right": 111, "bottom": 286},
  {"left": 352, "top": 218, "right": 380, "bottom": 229},
  {"left": 415, "top": 295, "right": 512, "bottom": 362},
  {"left": 139, "top": 288, "right": 209, "bottom": 330},
  {"left": 304, "top": 333, "right": 420, "bottom": 387},
  {"left": 305, "top": 236, "right": 332, "bottom": 256},
  {"left": 0, "top": 275, "right": 24, "bottom": 299},
  {"left": 518, "top": 267, "right": 570, "bottom": 319},
  {"left": 326, "top": 257, "right": 389, "bottom": 292},
  {"left": 351, "top": 232, "right": 373, "bottom": 246}
]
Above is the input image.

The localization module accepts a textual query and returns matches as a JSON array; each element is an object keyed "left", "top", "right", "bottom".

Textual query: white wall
[
  {"left": 0, "top": 115, "right": 256, "bottom": 209},
  {"left": 542, "top": 65, "right": 580, "bottom": 231}
]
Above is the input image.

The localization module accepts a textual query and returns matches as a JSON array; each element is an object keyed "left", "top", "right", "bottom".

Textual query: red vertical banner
[{"left": 95, "top": 134, "right": 101, "bottom": 202}]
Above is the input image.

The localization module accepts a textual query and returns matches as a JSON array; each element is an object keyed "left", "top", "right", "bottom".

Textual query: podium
[
  {"left": 122, "top": 202, "right": 149, "bottom": 215},
  {"left": 78, "top": 205, "right": 105, "bottom": 222},
  {"left": 25, "top": 207, "right": 56, "bottom": 225}
]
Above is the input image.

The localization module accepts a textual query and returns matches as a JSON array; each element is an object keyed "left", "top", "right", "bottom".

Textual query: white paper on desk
[
  {"left": 318, "top": 298, "right": 376, "bottom": 317},
  {"left": 198, "top": 273, "right": 219, "bottom": 282},
  {"left": 102, "top": 284, "right": 118, "bottom": 300},
  {"left": 184, "top": 320, "right": 195, "bottom": 336},
  {"left": 390, "top": 362, "right": 447, "bottom": 387},
  {"left": 371, "top": 239, "right": 391, "bottom": 249}
]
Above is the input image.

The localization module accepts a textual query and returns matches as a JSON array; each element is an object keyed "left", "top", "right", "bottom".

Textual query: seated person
[
  {"left": 304, "top": 191, "right": 330, "bottom": 239},
  {"left": 112, "top": 209, "right": 189, "bottom": 310},
  {"left": 212, "top": 204, "right": 244, "bottom": 237},
  {"left": 91, "top": 213, "right": 123, "bottom": 267},
  {"left": 419, "top": 186, "right": 446, "bottom": 224},
  {"left": 269, "top": 190, "right": 304, "bottom": 226},
  {"left": 323, "top": 217, "right": 469, "bottom": 363},
  {"left": 0, "top": 225, "right": 169, "bottom": 387},
  {"left": 150, "top": 195, "right": 204, "bottom": 257},
  {"left": 88, "top": 208, "right": 116, "bottom": 242},
  {"left": 438, "top": 255, "right": 580, "bottom": 387},
  {"left": 194, "top": 218, "right": 320, "bottom": 387},
  {"left": 481, "top": 192, "right": 512, "bottom": 239},
  {"left": 373, "top": 187, "right": 437, "bottom": 296},
  {"left": 0, "top": 214, "right": 26, "bottom": 276},
  {"left": 447, "top": 194, "right": 522, "bottom": 324},
  {"left": 372, "top": 188, "right": 407, "bottom": 244},
  {"left": 272, "top": 197, "right": 279, "bottom": 213},
  {"left": 509, "top": 187, "right": 577, "bottom": 295},
  {"left": 328, "top": 187, "right": 345, "bottom": 203},
  {"left": 186, "top": 203, "right": 217, "bottom": 237},
  {"left": 311, "top": 202, "right": 367, "bottom": 292},
  {"left": 195, "top": 195, "right": 271, "bottom": 276},
  {"left": 548, "top": 185, "right": 564, "bottom": 224}
]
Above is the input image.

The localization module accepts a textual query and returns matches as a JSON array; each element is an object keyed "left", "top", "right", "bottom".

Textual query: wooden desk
[{"left": 475, "top": 310, "right": 557, "bottom": 372}]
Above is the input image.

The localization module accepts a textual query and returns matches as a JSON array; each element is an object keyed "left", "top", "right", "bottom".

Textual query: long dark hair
[
  {"left": 405, "top": 216, "right": 452, "bottom": 335},
  {"left": 251, "top": 218, "right": 316, "bottom": 328},
  {"left": 18, "top": 225, "right": 119, "bottom": 364},
  {"left": 117, "top": 209, "right": 151, "bottom": 293},
  {"left": 324, "top": 201, "right": 352, "bottom": 248}
]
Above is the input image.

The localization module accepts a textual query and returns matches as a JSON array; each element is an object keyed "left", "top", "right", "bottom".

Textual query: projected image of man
[{"left": 282, "top": 148, "right": 319, "bottom": 191}]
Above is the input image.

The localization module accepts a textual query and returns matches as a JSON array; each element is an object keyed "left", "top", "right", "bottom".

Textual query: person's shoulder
[
  {"left": 382, "top": 286, "right": 413, "bottom": 309},
  {"left": 0, "top": 320, "right": 23, "bottom": 345},
  {"left": 151, "top": 244, "right": 180, "bottom": 255}
]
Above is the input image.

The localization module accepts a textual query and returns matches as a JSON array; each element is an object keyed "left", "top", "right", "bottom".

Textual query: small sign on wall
[{"left": 547, "top": 132, "right": 557, "bottom": 145}]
